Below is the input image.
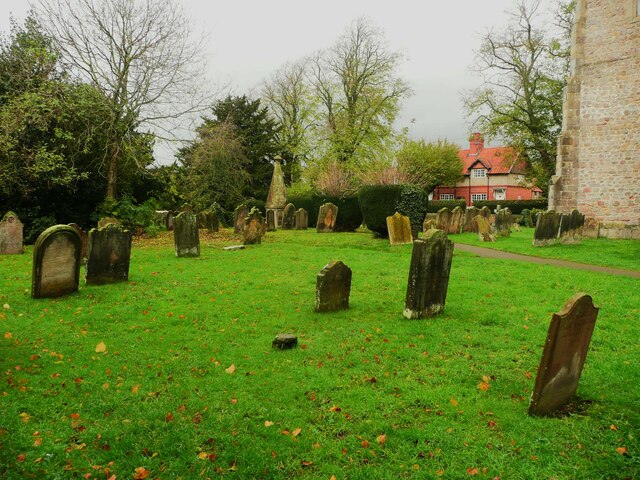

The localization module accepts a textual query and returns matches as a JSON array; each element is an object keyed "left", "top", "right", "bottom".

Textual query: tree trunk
[{"left": 106, "top": 142, "right": 119, "bottom": 200}]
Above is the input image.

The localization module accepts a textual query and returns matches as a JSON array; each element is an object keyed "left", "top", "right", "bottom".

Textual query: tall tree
[
  {"left": 463, "top": 0, "right": 573, "bottom": 190},
  {"left": 309, "top": 18, "right": 411, "bottom": 164},
  {"left": 395, "top": 139, "right": 463, "bottom": 194},
  {"left": 35, "top": 0, "right": 211, "bottom": 199}
]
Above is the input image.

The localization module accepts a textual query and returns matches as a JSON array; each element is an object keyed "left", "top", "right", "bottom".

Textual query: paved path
[{"left": 454, "top": 243, "right": 640, "bottom": 279}]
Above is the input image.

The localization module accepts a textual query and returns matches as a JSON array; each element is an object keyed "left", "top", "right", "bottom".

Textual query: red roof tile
[{"left": 458, "top": 146, "right": 525, "bottom": 175}]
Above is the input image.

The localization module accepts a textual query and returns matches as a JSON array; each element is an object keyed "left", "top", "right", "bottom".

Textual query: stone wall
[{"left": 550, "top": 0, "right": 640, "bottom": 239}]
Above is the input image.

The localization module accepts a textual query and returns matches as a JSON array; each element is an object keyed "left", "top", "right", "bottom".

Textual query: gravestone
[
  {"left": 154, "top": 210, "right": 171, "bottom": 230},
  {"left": 272, "top": 334, "right": 298, "bottom": 350},
  {"left": 533, "top": 211, "right": 562, "bottom": 246},
  {"left": 234, "top": 204, "right": 249, "bottom": 233},
  {"left": 422, "top": 218, "right": 437, "bottom": 233},
  {"left": 31, "top": 225, "right": 82, "bottom": 299},
  {"left": 243, "top": 207, "right": 264, "bottom": 245},
  {"left": 463, "top": 207, "right": 479, "bottom": 233},
  {"left": 265, "top": 155, "right": 287, "bottom": 227},
  {"left": 403, "top": 229, "right": 454, "bottom": 319},
  {"left": 582, "top": 217, "right": 600, "bottom": 239},
  {"left": 448, "top": 206, "right": 464, "bottom": 234},
  {"left": 528, "top": 293, "right": 599, "bottom": 416},
  {"left": 316, "top": 203, "right": 338, "bottom": 233},
  {"left": 558, "top": 209, "right": 585, "bottom": 244},
  {"left": 474, "top": 215, "right": 496, "bottom": 242},
  {"left": 479, "top": 206, "right": 491, "bottom": 219},
  {"left": 295, "top": 208, "right": 308, "bottom": 230},
  {"left": 68, "top": 223, "right": 88, "bottom": 259},
  {"left": 0, "top": 211, "right": 24, "bottom": 254},
  {"left": 173, "top": 211, "right": 200, "bottom": 257},
  {"left": 315, "top": 260, "right": 352, "bottom": 312},
  {"left": 495, "top": 208, "right": 513, "bottom": 237},
  {"left": 266, "top": 210, "right": 276, "bottom": 232},
  {"left": 436, "top": 208, "right": 451, "bottom": 232},
  {"left": 85, "top": 224, "right": 132, "bottom": 285},
  {"left": 521, "top": 209, "right": 534, "bottom": 228},
  {"left": 197, "top": 210, "right": 219, "bottom": 233},
  {"left": 98, "top": 217, "right": 121, "bottom": 229},
  {"left": 281, "top": 203, "right": 296, "bottom": 230},
  {"left": 386, "top": 212, "right": 413, "bottom": 246}
]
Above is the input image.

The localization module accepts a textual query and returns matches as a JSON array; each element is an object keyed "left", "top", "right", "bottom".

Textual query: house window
[
  {"left": 493, "top": 188, "right": 506, "bottom": 201},
  {"left": 471, "top": 193, "right": 487, "bottom": 202},
  {"left": 472, "top": 168, "right": 487, "bottom": 178},
  {"left": 440, "top": 194, "right": 455, "bottom": 200}
]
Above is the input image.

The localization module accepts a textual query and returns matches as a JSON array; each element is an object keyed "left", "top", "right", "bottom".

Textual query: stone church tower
[{"left": 549, "top": 0, "right": 640, "bottom": 239}]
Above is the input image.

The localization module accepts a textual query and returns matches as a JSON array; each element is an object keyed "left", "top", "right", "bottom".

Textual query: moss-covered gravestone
[
  {"left": 174, "top": 211, "right": 200, "bottom": 257},
  {"left": 521, "top": 209, "right": 534, "bottom": 228},
  {"left": 32, "top": 225, "right": 82, "bottom": 298},
  {"left": 243, "top": 207, "right": 264, "bottom": 245},
  {"left": 436, "top": 208, "right": 451, "bottom": 232},
  {"left": 558, "top": 209, "right": 585, "bottom": 244},
  {"left": 294, "top": 208, "right": 308, "bottom": 230},
  {"left": 479, "top": 206, "right": 491, "bottom": 218},
  {"left": 315, "top": 260, "right": 352, "bottom": 312},
  {"left": 282, "top": 203, "right": 295, "bottom": 230},
  {"left": 198, "top": 210, "right": 219, "bottom": 233},
  {"left": 529, "top": 293, "right": 599, "bottom": 416},
  {"left": 448, "top": 206, "right": 464, "bottom": 234},
  {"left": 316, "top": 203, "right": 338, "bottom": 233},
  {"left": 386, "top": 212, "right": 412, "bottom": 246},
  {"left": 533, "top": 211, "right": 562, "bottom": 246},
  {"left": 403, "top": 229, "right": 454, "bottom": 319},
  {"left": 266, "top": 210, "right": 276, "bottom": 232},
  {"left": 463, "top": 206, "right": 479, "bottom": 233},
  {"left": 0, "top": 211, "right": 23, "bottom": 254},
  {"left": 495, "top": 208, "right": 513, "bottom": 237},
  {"left": 582, "top": 217, "right": 599, "bottom": 238},
  {"left": 86, "top": 224, "right": 132, "bottom": 285},
  {"left": 68, "top": 223, "right": 87, "bottom": 259},
  {"left": 474, "top": 215, "right": 496, "bottom": 242},
  {"left": 234, "top": 204, "right": 249, "bottom": 233}
]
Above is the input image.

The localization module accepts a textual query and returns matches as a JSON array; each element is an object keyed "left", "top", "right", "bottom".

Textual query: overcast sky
[{"left": 2, "top": 0, "right": 556, "bottom": 160}]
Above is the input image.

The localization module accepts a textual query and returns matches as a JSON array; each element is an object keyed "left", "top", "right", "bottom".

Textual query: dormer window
[{"left": 472, "top": 168, "right": 487, "bottom": 178}]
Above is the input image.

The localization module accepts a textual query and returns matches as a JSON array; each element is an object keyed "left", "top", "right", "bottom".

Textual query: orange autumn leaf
[
  {"left": 133, "top": 466, "right": 150, "bottom": 479},
  {"left": 361, "top": 440, "right": 370, "bottom": 448},
  {"left": 467, "top": 467, "right": 479, "bottom": 475},
  {"left": 376, "top": 434, "right": 387, "bottom": 446},
  {"left": 19, "top": 412, "right": 30, "bottom": 423},
  {"left": 478, "top": 382, "right": 490, "bottom": 391},
  {"left": 95, "top": 342, "right": 107, "bottom": 353},
  {"left": 131, "top": 384, "right": 140, "bottom": 394},
  {"left": 616, "top": 447, "right": 628, "bottom": 455},
  {"left": 450, "top": 398, "right": 459, "bottom": 407},
  {"left": 17, "top": 453, "right": 26, "bottom": 463},
  {"left": 33, "top": 437, "right": 42, "bottom": 447},
  {"left": 165, "top": 412, "right": 174, "bottom": 422},
  {"left": 225, "top": 364, "right": 236, "bottom": 374},
  {"left": 264, "top": 421, "right": 274, "bottom": 427},
  {"left": 292, "top": 428, "right": 302, "bottom": 437},
  {"left": 197, "top": 452, "right": 208, "bottom": 460},
  {"left": 330, "top": 476, "right": 337, "bottom": 480},
  {"left": 4, "top": 332, "right": 12, "bottom": 339},
  {"left": 328, "top": 405, "right": 341, "bottom": 412},
  {"left": 610, "top": 424, "right": 618, "bottom": 431},
  {"left": 69, "top": 413, "right": 80, "bottom": 419}
]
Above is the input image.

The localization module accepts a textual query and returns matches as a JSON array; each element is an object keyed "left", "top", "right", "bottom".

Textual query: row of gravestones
[
  {"left": 155, "top": 207, "right": 221, "bottom": 233},
  {"left": 533, "top": 210, "right": 585, "bottom": 246},
  {"left": 315, "top": 228, "right": 599, "bottom": 417},
  {"left": 234, "top": 202, "right": 339, "bottom": 234}
]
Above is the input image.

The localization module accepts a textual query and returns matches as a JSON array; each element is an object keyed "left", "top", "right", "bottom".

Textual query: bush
[
  {"left": 23, "top": 215, "right": 57, "bottom": 245},
  {"left": 288, "top": 193, "right": 362, "bottom": 231},
  {"left": 357, "top": 185, "right": 427, "bottom": 237},
  {"left": 94, "top": 195, "right": 159, "bottom": 235},
  {"left": 426, "top": 200, "right": 467, "bottom": 213},
  {"left": 471, "top": 199, "right": 548, "bottom": 215}
]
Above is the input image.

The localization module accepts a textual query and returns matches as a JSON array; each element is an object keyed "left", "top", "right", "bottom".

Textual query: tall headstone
[
  {"left": 31, "top": 225, "right": 82, "bottom": 298},
  {"left": 316, "top": 203, "right": 338, "bottom": 233},
  {"left": 474, "top": 215, "right": 496, "bottom": 242},
  {"left": 174, "top": 211, "right": 200, "bottom": 257},
  {"left": 436, "top": 208, "right": 451, "bottom": 232},
  {"left": 85, "top": 224, "right": 132, "bottom": 285},
  {"left": 266, "top": 155, "right": 287, "bottom": 227},
  {"left": 533, "top": 211, "right": 562, "bottom": 247},
  {"left": 403, "top": 229, "right": 454, "bottom": 319},
  {"left": 479, "top": 206, "right": 491, "bottom": 219},
  {"left": 463, "top": 207, "right": 479, "bottom": 233},
  {"left": 281, "top": 203, "right": 296, "bottom": 230},
  {"left": 558, "top": 209, "right": 585, "bottom": 244},
  {"left": 0, "top": 211, "right": 24, "bottom": 254},
  {"left": 521, "top": 209, "right": 534, "bottom": 228},
  {"left": 582, "top": 217, "right": 600, "bottom": 239},
  {"left": 315, "top": 260, "right": 352, "bottom": 312},
  {"left": 68, "top": 223, "right": 88, "bottom": 259},
  {"left": 386, "top": 212, "right": 413, "bottom": 246},
  {"left": 234, "top": 204, "right": 249, "bottom": 234},
  {"left": 448, "top": 206, "right": 464, "bottom": 234},
  {"left": 243, "top": 207, "right": 264, "bottom": 245},
  {"left": 529, "top": 293, "right": 599, "bottom": 417},
  {"left": 294, "top": 208, "right": 308, "bottom": 230},
  {"left": 495, "top": 208, "right": 513, "bottom": 237}
]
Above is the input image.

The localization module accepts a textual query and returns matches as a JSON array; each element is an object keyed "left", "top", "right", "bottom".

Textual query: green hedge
[
  {"left": 471, "top": 199, "right": 548, "bottom": 215},
  {"left": 426, "top": 200, "right": 467, "bottom": 213},
  {"left": 357, "top": 185, "right": 427, "bottom": 237},
  {"left": 288, "top": 193, "right": 362, "bottom": 231}
]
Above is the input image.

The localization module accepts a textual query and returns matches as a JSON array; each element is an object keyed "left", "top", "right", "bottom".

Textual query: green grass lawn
[{"left": 1, "top": 229, "right": 639, "bottom": 479}]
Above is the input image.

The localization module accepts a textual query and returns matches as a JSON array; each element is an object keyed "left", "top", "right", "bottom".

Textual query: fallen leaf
[
  {"left": 95, "top": 342, "right": 107, "bottom": 353},
  {"left": 17, "top": 453, "right": 26, "bottom": 463},
  {"left": 225, "top": 364, "right": 236, "bottom": 374},
  {"left": 4, "top": 332, "right": 12, "bottom": 339},
  {"left": 264, "top": 421, "right": 274, "bottom": 427},
  {"left": 2, "top": 304, "right": 9, "bottom": 309},
  {"left": 165, "top": 412, "right": 174, "bottom": 422},
  {"left": 197, "top": 452, "right": 208, "bottom": 460},
  {"left": 467, "top": 467, "right": 479, "bottom": 475},
  {"left": 478, "top": 382, "right": 490, "bottom": 392},
  {"left": 616, "top": 447, "right": 628, "bottom": 455},
  {"left": 133, "top": 466, "right": 150, "bottom": 479},
  {"left": 312, "top": 443, "right": 321, "bottom": 449},
  {"left": 33, "top": 437, "right": 42, "bottom": 447},
  {"left": 231, "top": 398, "right": 237, "bottom": 404},
  {"left": 610, "top": 424, "right": 618, "bottom": 431},
  {"left": 450, "top": 398, "right": 459, "bottom": 407},
  {"left": 328, "top": 405, "right": 341, "bottom": 412},
  {"left": 361, "top": 440, "right": 370, "bottom": 448},
  {"left": 301, "top": 460, "right": 313, "bottom": 467},
  {"left": 131, "top": 384, "right": 140, "bottom": 394},
  {"left": 292, "top": 428, "right": 302, "bottom": 437},
  {"left": 19, "top": 412, "right": 30, "bottom": 423}
]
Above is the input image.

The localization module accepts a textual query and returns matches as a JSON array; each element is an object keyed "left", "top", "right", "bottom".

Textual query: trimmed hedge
[
  {"left": 357, "top": 185, "right": 427, "bottom": 237},
  {"left": 426, "top": 200, "right": 467, "bottom": 213},
  {"left": 287, "top": 193, "right": 363, "bottom": 231},
  {"left": 471, "top": 199, "right": 548, "bottom": 215}
]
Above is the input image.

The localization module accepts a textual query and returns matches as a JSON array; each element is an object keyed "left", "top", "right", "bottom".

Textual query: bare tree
[{"left": 35, "top": 0, "right": 212, "bottom": 198}]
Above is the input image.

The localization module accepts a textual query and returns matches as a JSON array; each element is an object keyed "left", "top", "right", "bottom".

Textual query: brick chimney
[{"left": 469, "top": 132, "right": 484, "bottom": 154}]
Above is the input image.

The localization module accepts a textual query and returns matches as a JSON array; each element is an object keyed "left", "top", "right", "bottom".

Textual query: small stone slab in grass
[
  {"left": 223, "top": 245, "right": 245, "bottom": 251},
  {"left": 272, "top": 334, "right": 298, "bottom": 350}
]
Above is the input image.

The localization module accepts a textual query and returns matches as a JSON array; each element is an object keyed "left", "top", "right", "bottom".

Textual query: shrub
[
  {"left": 94, "top": 195, "right": 159, "bottom": 235},
  {"left": 471, "top": 199, "right": 547, "bottom": 214},
  {"left": 23, "top": 215, "right": 57, "bottom": 245},
  {"left": 426, "top": 200, "right": 467, "bottom": 213},
  {"left": 357, "top": 185, "right": 427, "bottom": 237}
]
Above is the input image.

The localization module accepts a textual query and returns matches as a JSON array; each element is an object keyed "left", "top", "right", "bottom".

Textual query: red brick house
[{"left": 431, "top": 133, "right": 542, "bottom": 205}]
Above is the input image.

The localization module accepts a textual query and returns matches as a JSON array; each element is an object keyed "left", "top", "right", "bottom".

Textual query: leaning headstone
[
  {"left": 479, "top": 206, "right": 491, "bottom": 219},
  {"left": 528, "top": 293, "right": 599, "bottom": 417},
  {"left": 0, "top": 211, "right": 24, "bottom": 254},
  {"left": 234, "top": 204, "right": 249, "bottom": 234},
  {"left": 582, "top": 217, "right": 600, "bottom": 239},
  {"left": 85, "top": 224, "right": 132, "bottom": 285},
  {"left": 448, "top": 206, "right": 464, "bottom": 234},
  {"left": 243, "top": 207, "right": 264, "bottom": 245},
  {"left": 197, "top": 210, "right": 219, "bottom": 233},
  {"left": 495, "top": 208, "right": 513, "bottom": 237},
  {"left": 474, "top": 215, "right": 496, "bottom": 242},
  {"left": 386, "top": 212, "right": 413, "bottom": 246},
  {"left": 272, "top": 334, "right": 298, "bottom": 350},
  {"left": 98, "top": 217, "right": 121, "bottom": 229},
  {"left": 521, "top": 209, "right": 534, "bottom": 228},
  {"left": 294, "top": 208, "right": 308, "bottom": 230},
  {"left": 558, "top": 209, "right": 585, "bottom": 244},
  {"left": 173, "top": 211, "right": 200, "bottom": 257},
  {"left": 315, "top": 260, "right": 352, "bottom": 312},
  {"left": 463, "top": 207, "right": 479, "bottom": 233},
  {"left": 281, "top": 203, "right": 296, "bottom": 230},
  {"left": 31, "top": 225, "right": 82, "bottom": 299},
  {"left": 436, "top": 208, "right": 451, "bottom": 232},
  {"left": 403, "top": 229, "right": 454, "bottom": 319},
  {"left": 533, "top": 210, "right": 562, "bottom": 247},
  {"left": 266, "top": 210, "right": 276, "bottom": 232},
  {"left": 316, "top": 203, "right": 338, "bottom": 233},
  {"left": 68, "top": 223, "right": 88, "bottom": 259}
]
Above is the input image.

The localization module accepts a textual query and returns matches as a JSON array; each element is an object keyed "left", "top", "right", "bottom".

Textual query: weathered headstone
[
  {"left": 403, "top": 229, "right": 454, "bottom": 319},
  {"left": 558, "top": 209, "right": 585, "bottom": 244},
  {"left": 197, "top": 210, "right": 219, "bottom": 233},
  {"left": 463, "top": 207, "right": 479, "bottom": 233},
  {"left": 243, "top": 207, "right": 264, "bottom": 245},
  {"left": 31, "top": 225, "right": 82, "bottom": 298},
  {"left": 272, "top": 334, "right": 298, "bottom": 350},
  {"left": 154, "top": 210, "right": 171, "bottom": 230},
  {"left": 68, "top": 223, "right": 88, "bottom": 259},
  {"left": 582, "top": 217, "right": 600, "bottom": 239},
  {"left": 173, "top": 211, "right": 200, "bottom": 257},
  {"left": 0, "top": 211, "right": 24, "bottom": 254},
  {"left": 448, "top": 206, "right": 464, "bottom": 234},
  {"left": 436, "top": 208, "right": 451, "bottom": 232},
  {"left": 315, "top": 260, "right": 352, "bottom": 312},
  {"left": 495, "top": 208, "right": 513, "bottom": 237},
  {"left": 479, "top": 206, "right": 491, "bottom": 219},
  {"left": 533, "top": 211, "right": 562, "bottom": 247},
  {"left": 422, "top": 218, "right": 437, "bottom": 233},
  {"left": 386, "top": 212, "right": 413, "bottom": 246},
  {"left": 266, "top": 155, "right": 287, "bottom": 227},
  {"left": 266, "top": 210, "right": 276, "bottom": 232},
  {"left": 234, "top": 204, "right": 249, "bottom": 233},
  {"left": 281, "top": 203, "right": 296, "bottom": 230},
  {"left": 521, "top": 209, "right": 534, "bottom": 228},
  {"left": 98, "top": 217, "right": 121, "bottom": 229},
  {"left": 85, "top": 224, "right": 132, "bottom": 285},
  {"left": 316, "top": 203, "right": 338, "bottom": 233},
  {"left": 474, "top": 215, "right": 496, "bottom": 242},
  {"left": 528, "top": 293, "right": 599, "bottom": 417},
  {"left": 294, "top": 208, "right": 308, "bottom": 230}
]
